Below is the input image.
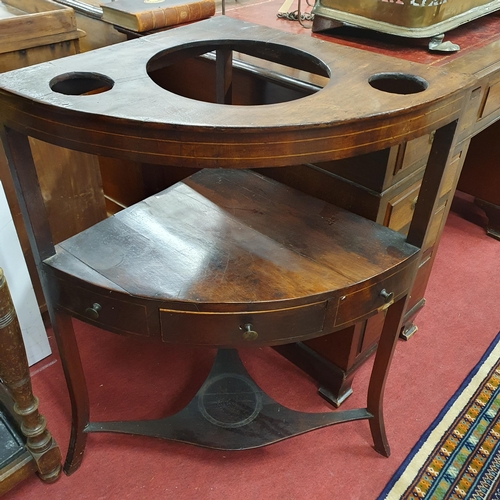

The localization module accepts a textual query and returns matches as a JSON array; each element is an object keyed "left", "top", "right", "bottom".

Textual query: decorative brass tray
[{"left": 311, "top": 0, "right": 500, "bottom": 39}]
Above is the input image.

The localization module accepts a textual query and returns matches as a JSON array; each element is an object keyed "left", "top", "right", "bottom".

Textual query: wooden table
[{"left": 0, "top": 16, "right": 471, "bottom": 474}]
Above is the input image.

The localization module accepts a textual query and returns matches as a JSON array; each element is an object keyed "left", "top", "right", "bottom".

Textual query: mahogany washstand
[{"left": 0, "top": 17, "right": 472, "bottom": 474}]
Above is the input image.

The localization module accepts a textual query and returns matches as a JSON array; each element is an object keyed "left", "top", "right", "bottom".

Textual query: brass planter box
[{"left": 311, "top": 0, "right": 500, "bottom": 38}]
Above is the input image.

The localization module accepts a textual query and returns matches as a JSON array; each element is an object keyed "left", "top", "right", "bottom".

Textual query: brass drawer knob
[
  {"left": 85, "top": 303, "right": 102, "bottom": 320},
  {"left": 379, "top": 289, "right": 394, "bottom": 304},
  {"left": 241, "top": 323, "right": 258, "bottom": 341}
]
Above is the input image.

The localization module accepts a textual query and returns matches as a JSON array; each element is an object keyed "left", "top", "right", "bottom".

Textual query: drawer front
[
  {"left": 55, "top": 280, "right": 150, "bottom": 336},
  {"left": 399, "top": 134, "right": 433, "bottom": 173},
  {"left": 440, "top": 148, "right": 466, "bottom": 199},
  {"left": 384, "top": 181, "right": 421, "bottom": 234},
  {"left": 457, "top": 86, "right": 483, "bottom": 138},
  {"left": 334, "top": 261, "right": 416, "bottom": 327},
  {"left": 160, "top": 301, "right": 327, "bottom": 346},
  {"left": 422, "top": 203, "right": 446, "bottom": 252},
  {"left": 389, "top": 134, "right": 432, "bottom": 186},
  {"left": 481, "top": 79, "right": 500, "bottom": 121}
]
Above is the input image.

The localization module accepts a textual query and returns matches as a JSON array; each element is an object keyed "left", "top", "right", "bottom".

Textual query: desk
[{"left": 211, "top": 4, "right": 500, "bottom": 404}]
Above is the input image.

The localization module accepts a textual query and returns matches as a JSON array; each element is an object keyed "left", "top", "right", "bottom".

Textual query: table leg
[
  {"left": 0, "top": 127, "right": 90, "bottom": 475},
  {"left": 49, "top": 309, "right": 90, "bottom": 475},
  {"left": 367, "top": 296, "right": 407, "bottom": 457}
]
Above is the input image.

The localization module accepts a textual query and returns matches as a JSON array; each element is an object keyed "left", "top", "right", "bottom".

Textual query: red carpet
[{"left": 3, "top": 199, "right": 500, "bottom": 500}]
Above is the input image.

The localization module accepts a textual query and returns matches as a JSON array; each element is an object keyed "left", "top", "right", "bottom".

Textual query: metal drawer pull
[
  {"left": 241, "top": 323, "right": 258, "bottom": 341},
  {"left": 85, "top": 303, "right": 102, "bottom": 320},
  {"left": 380, "top": 289, "right": 394, "bottom": 304}
]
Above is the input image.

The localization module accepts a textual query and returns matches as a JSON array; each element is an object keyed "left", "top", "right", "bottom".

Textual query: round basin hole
[
  {"left": 146, "top": 41, "right": 330, "bottom": 105},
  {"left": 369, "top": 73, "right": 428, "bottom": 95},
  {"left": 50, "top": 72, "right": 114, "bottom": 96}
]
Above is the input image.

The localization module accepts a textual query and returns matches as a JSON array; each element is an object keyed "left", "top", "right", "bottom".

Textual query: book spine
[{"left": 136, "top": 0, "right": 216, "bottom": 31}]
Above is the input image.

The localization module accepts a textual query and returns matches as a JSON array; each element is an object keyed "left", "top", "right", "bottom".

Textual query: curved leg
[
  {"left": 0, "top": 269, "right": 62, "bottom": 482},
  {"left": 367, "top": 296, "right": 407, "bottom": 457},
  {"left": 49, "top": 309, "right": 90, "bottom": 475},
  {"left": 2, "top": 118, "right": 89, "bottom": 475}
]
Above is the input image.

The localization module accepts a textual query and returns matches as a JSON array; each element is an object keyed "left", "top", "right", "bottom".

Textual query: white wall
[{"left": 0, "top": 181, "right": 51, "bottom": 366}]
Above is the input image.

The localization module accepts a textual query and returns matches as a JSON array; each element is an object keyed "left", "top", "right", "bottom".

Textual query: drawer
[
  {"left": 384, "top": 133, "right": 434, "bottom": 189},
  {"left": 390, "top": 133, "right": 433, "bottom": 184},
  {"left": 440, "top": 149, "right": 465, "bottom": 198},
  {"left": 55, "top": 279, "right": 150, "bottom": 336},
  {"left": 334, "top": 261, "right": 417, "bottom": 328},
  {"left": 384, "top": 181, "right": 421, "bottom": 234},
  {"left": 457, "top": 86, "right": 483, "bottom": 137},
  {"left": 160, "top": 301, "right": 327, "bottom": 346},
  {"left": 481, "top": 79, "right": 500, "bottom": 120},
  {"left": 422, "top": 203, "right": 446, "bottom": 252}
]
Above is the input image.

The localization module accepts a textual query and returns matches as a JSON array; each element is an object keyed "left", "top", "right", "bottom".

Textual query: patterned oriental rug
[{"left": 378, "top": 332, "right": 500, "bottom": 500}]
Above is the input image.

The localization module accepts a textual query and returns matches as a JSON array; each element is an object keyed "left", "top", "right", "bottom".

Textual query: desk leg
[
  {"left": 0, "top": 269, "right": 61, "bottom": 482},
  {"left": 367, "top": 296, "right": 407, "bottom": 457},
  {"left": 474, "top": 199, "right": 500, "bottom": 240},
  {"left": 49, "top": 309, "right": 90, "bottom": 475}
]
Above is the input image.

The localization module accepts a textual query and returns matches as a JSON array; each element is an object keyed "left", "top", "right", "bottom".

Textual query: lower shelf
[{"left": 86, "top": 349, "right": 371, "bottom": 450}]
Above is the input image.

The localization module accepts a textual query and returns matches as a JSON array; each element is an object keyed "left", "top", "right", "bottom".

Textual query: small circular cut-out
[
  {"left": 368, "top": 73, "right": 428, "bottom": 95},
  {"left": 50, "top": 72, "right": 114, "bottom": 96}
]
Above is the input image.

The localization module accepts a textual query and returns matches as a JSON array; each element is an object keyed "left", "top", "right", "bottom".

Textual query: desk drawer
[
  {"left": 384, "top": 180, "right": 421, "bottom": 234},
  {"left": 55, "top": 280, "right": 150, "bottom": 336},
  {"left": 160, "top": 301, "right": 327, "bottom": 346},
  {"left": 392, "top": 133, "right": 432, "bottom": 180},
  {"left": 334, "top": 261, "right": 416, "bottom": 327},
  {"left": 481, "top": 79, "right": 500, "bottom": 120}
]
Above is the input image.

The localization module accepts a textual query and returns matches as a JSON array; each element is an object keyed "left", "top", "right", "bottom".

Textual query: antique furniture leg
[
  {"left": 84, "top": 308, "right": 405, "bottom": 454},
  {"left": 49, "top": 309, "right": 89, "bottom": 475},
  {"left": 0, "top": 268, "right": 61, "bottom": 482},
  {"left": 0, "top": 127, "right": 90, "bottom": 475},
  {"left": 273, "top": 340, "right": 360, "bottom": 408},
  {"left": 474, "top": 199, "right": 500, "bottom": 241},
  {"left": 367, "top": 296, "right": 407, "bottom": 457},
  {"left": 367, "top": 121, "right": 458, "bottom": 455}
]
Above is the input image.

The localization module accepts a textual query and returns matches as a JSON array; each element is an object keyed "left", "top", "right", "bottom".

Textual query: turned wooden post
[{"left": 0, "top": 268, "right": 62, "bottom": 483}]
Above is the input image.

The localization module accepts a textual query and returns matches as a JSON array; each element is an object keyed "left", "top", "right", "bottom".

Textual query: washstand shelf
[{"left": 0, "top": 16, "right": 472, "bottom": 474}]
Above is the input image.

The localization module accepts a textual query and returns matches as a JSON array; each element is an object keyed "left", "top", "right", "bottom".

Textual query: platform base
[{"left": 86, "top": 349, "right": 371, "bottom": 450}]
